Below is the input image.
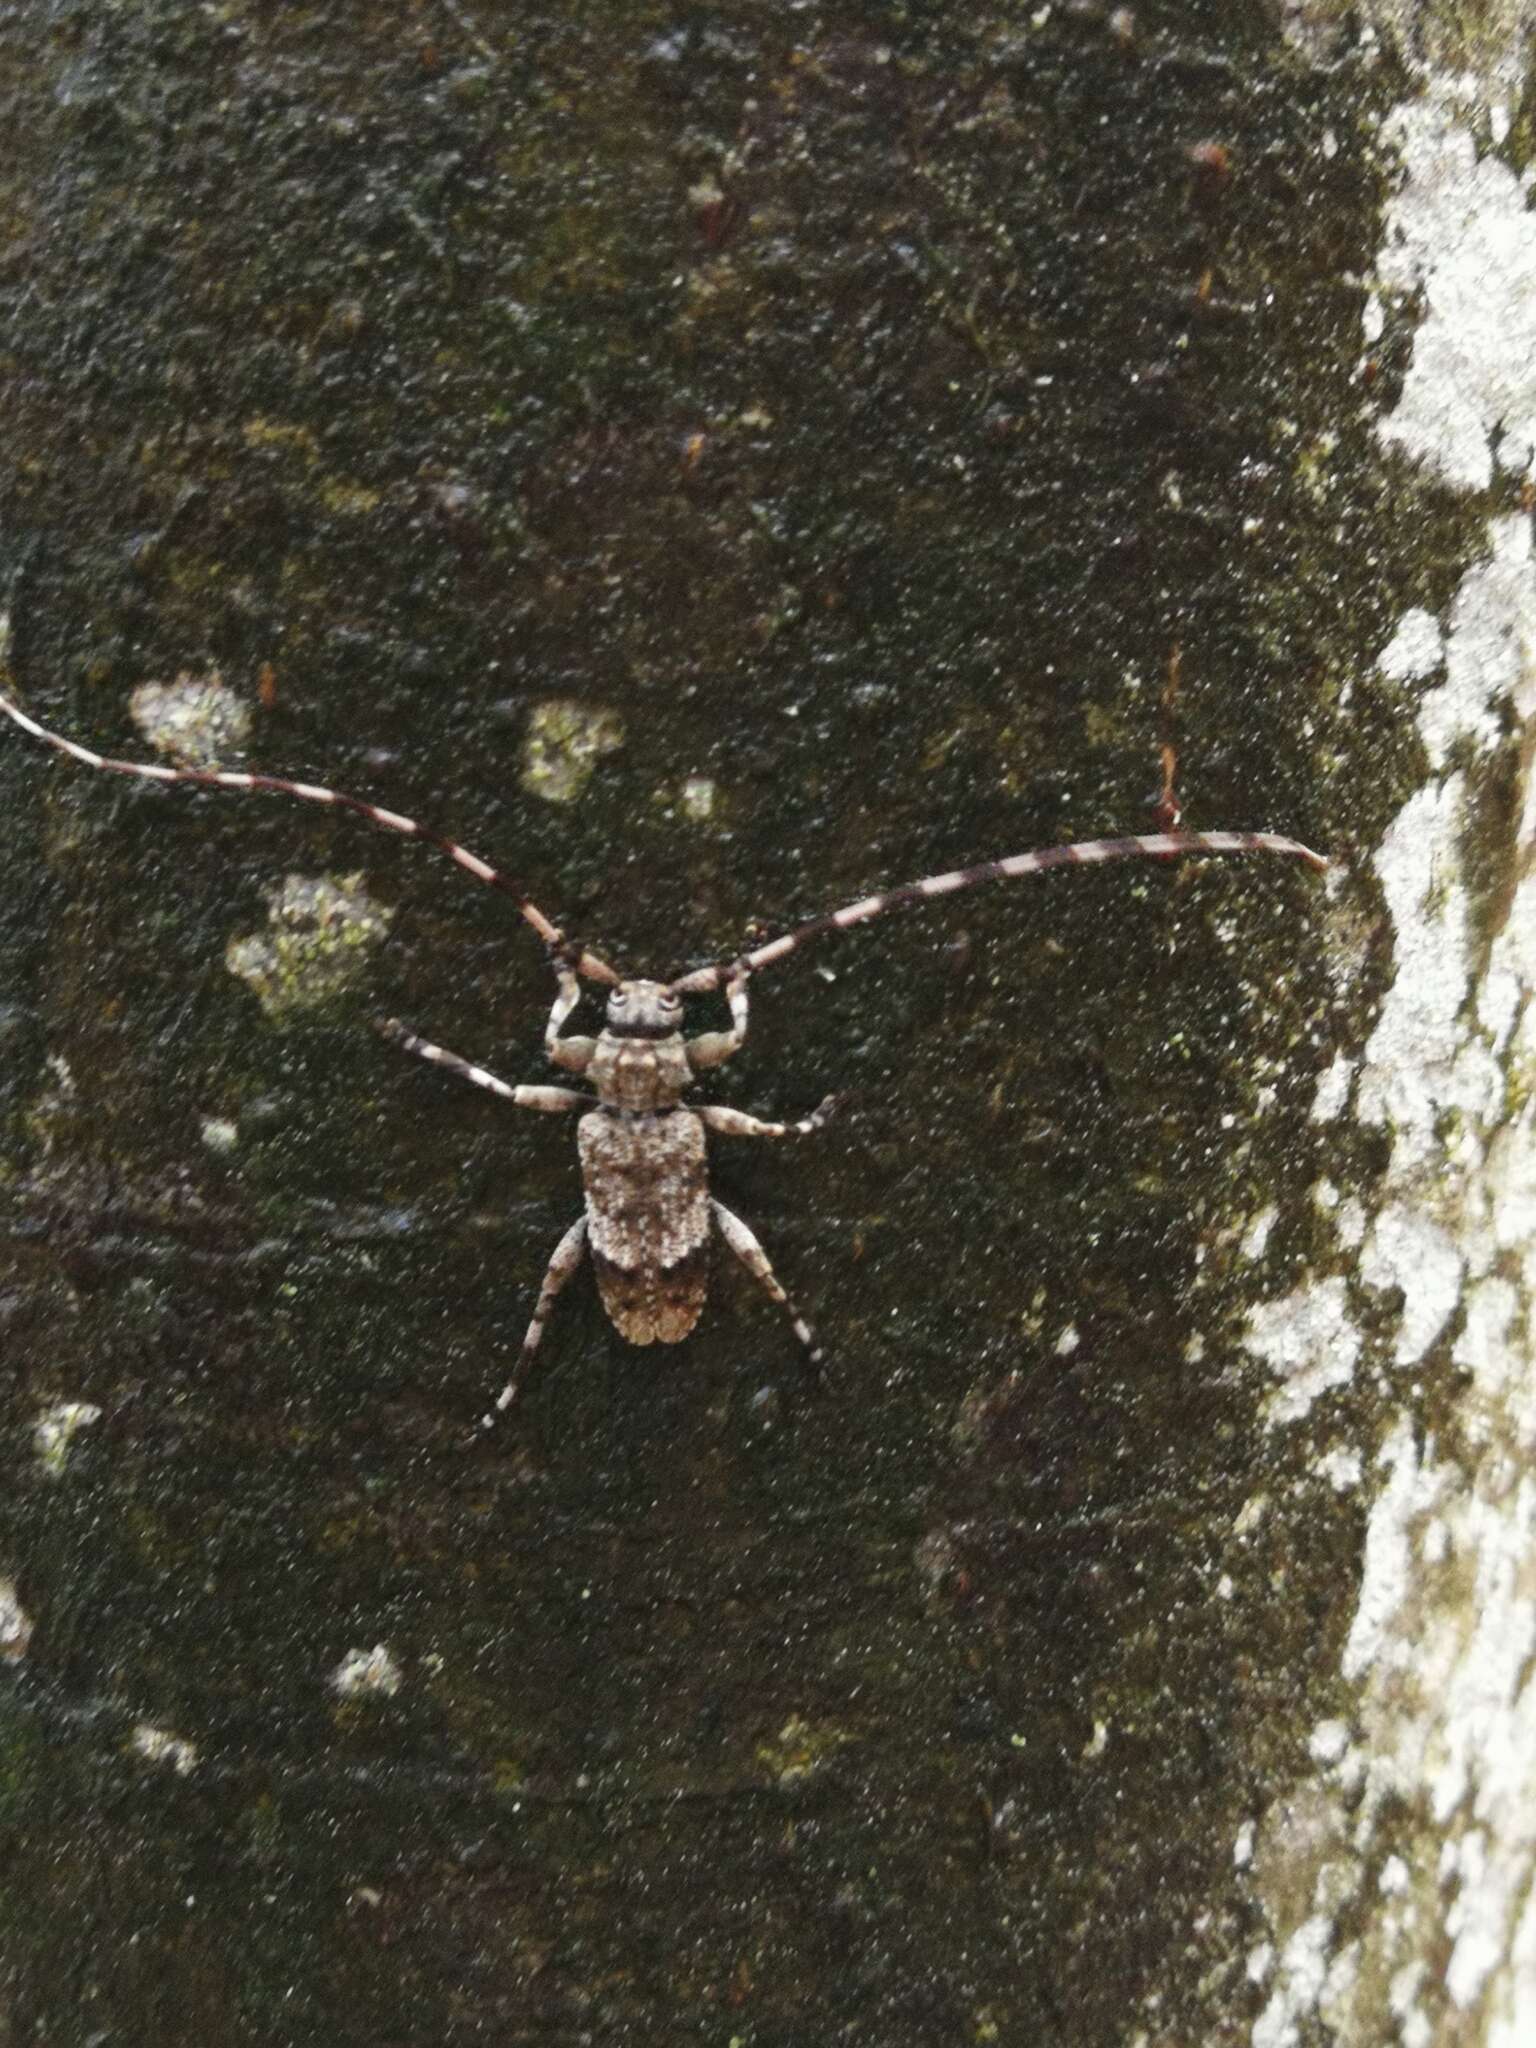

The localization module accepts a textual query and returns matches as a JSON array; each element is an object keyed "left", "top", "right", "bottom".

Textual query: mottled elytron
[{"left": 0, "top": 682, "right": 1326, "bottom": 1427}]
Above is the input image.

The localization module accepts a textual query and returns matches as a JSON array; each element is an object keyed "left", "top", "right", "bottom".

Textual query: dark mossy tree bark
[{"left": 0, "top": 2, "right": 1530, "bottom": 2042}]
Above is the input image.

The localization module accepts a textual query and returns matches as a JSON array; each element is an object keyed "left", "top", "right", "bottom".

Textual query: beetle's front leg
[
  {"left": 686, "top": 961, "right": 751, "bottom": 1073},
  {"left": 544, "top": 955, "right": 597, "bottom": 1075},
  {"left": 379, "top": 1020, "right": 591, "bottom": 1111}
]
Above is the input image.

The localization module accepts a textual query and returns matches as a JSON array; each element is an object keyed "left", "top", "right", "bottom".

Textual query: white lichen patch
[
  {"left": 1329, "top": 1432, "right": 1536, "bottom": 2027},
  {"left": 1476, "top": 834, "right": 1536, "bottom": 1054},
  {"left": 225, "top": 872, "right": 392, "bottom": 1020},
  {"left": 1353, "top": 775, "right": 1501, "bottom": 1174},
  {"left": 1343, "top": 1420, "right": 1443, "bottom": 1677},
  {"left": 32, "top": 1400, "right": 102, "bottom": 1477},
  {"left": 0, "top": 1577, "right": 32, "bottom": 1660},
  {"left": 520, "top": 699, "right": 624, "bottom": 804},
  {"left": 129, "top": 671, "right": 252, "bottom": 769},
  {"left": 651, "top": 773, "right": 721, "bottom": 824},
  {"left": 1244, "top": 1775, "right": 1367, "bottom": 2046},
  {"left": 128, "top": 1724, "right": 199, "bottom": 1775},
  {"left": 1336, "top": 1202, "right": 1368, "bottom": 1251},
  {"left": 1233, "top": 78, "right": 1536, "bottom": 2040},
  {"left": 679, "top": 774, "right": 717, "bottom": 821},
  {"left": 1252, "top": 1913, "right": 1343, "bottom": 2048},
  {"left": 330, "top": 1643, "right": 403, "bottom": 1698},
  {"left": 1316, "top": 1447, "right": 1363, "bottom": 1494},
  {"left": 1358, "top": 1204, "right": 1464, "bottom": 1365},
  {"left": 1417, "top": 518, "right": 1536, "bottom": 769},
  {"left": 1308, "top": 1720, "right": 1351, "bottom": 1767},
  {"left": 1242, "top": 1207, "right": 1278, "bottom": 1262},
  {"left": 1373, "top": 95, "right": 1536, "bottom": 490},
  {"left": 1245, "top": 1277, "right": 1361, "bottom": 1426},
  {"left": 1310, "top": 1051, "right": 1354, "bottom": 1124},
  {"left": 1453, "top": 1278, "right": 1522, "bottom": 1421},
  {"left": 199, "top": 1116, "right": 239, "bottom": 1154},
  {"left": 1269, "top": 1135, "right": 1536, "bottom": 2010},
  {"left": 1245, "top": 857, "right": 1536, "bottom": 2045},
  {"left": 1481, "top": 1110, "right": 1536, "bottom": 1264},
  {"left": 1376, "top": 606, "right": 1445, "bottom": 684}
]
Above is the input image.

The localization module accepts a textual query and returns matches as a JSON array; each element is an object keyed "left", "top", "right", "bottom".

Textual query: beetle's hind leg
[
  {"left": 481, "top": 1215, "right": 588, "bottom": 1430},
  {"left": 711, "top": 1198, "right": 827, "bottom": 1382}
]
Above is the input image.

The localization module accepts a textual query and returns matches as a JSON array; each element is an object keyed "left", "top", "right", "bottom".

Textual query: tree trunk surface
[{"left": 0, "top": 2, "right": 1530, "bottom": 2043}]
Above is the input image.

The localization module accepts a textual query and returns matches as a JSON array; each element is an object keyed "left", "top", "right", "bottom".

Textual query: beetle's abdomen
[{"left": 578, "top": 1109, "right": 710, "bottom": 1345}]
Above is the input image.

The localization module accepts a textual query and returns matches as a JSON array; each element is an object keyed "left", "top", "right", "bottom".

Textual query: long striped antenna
[
  {"left": 0, "top": 684, "right": 620, "bottom": 986},
  {"left": 668, "top": 830, "right": 1328, "bottom": 996}
]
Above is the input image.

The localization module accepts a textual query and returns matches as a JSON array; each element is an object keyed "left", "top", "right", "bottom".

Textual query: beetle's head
[{"left": 604, "top": 979, "right": 685, "bottom": 1040}]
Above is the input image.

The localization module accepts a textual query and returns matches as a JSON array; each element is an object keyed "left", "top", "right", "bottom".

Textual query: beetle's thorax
[{"left": 590, "top": 978, "right": 691, "bottom": 1112}]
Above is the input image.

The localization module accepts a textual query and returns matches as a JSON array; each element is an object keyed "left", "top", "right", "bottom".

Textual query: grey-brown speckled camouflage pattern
[{"left": 579, "top": 1104, "right": 710, "bottom": 1345}]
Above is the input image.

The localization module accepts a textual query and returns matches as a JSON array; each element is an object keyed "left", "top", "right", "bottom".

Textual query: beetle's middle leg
[
  {"left": 481, "top": 1214, "right": 589, "bottom": 1428},
  {"left": 699, "top": 1096, "right": 838, "bottom": 1140},
  {"left": 711, "top": 1198, "right": 826, "bottom": 1379}
]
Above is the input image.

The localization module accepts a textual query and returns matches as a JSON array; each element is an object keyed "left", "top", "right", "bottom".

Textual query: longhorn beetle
[{"left": 0, "top": 683, "right": 1326, "bottom": 1426}]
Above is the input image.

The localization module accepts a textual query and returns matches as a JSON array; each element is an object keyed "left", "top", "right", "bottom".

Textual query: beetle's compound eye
[{"left": 611, "top": 990, "right": 629, "bottom": 1005}]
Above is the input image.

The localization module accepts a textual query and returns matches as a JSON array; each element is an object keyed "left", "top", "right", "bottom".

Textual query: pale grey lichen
[
  {"left": 520, "top": 699, "right": 624, "bottom": 804},
  {"left": 1241, "top": 1207, "right": 1278, "bottom": 1262},
  {"left": 1353, "top": 775, "right": 1499, "bottom": 1174},
  {"left": 1308, "top": 1720, "right": 1351, "bottom": 1767},
  {"left": 1376, "top": 605, "right": 1445, "bottom": 685},
  {"left": 128, "top": 670, "right": 252, "bottom": 769},
  {"left": 1417, "top": 518, "right": 1536, "bottom": 769},
  {"left": 1342, "top": 1427, "right": 1436, "bottom": 1685},
  {"left": 1358, "top": 1204, "right": 1464, "bottom": 1366},
  {"left": 32, "top": 1400, "right": 102, "bottom": 1477},
  {"left": 678, "top": 774, "right": 717, "bottom": 821},
  {"left": 128, "top": 1724, "right": 199, "bottom": 1775},
  {"left": 1372, "top": 95, "right": 1536, "bottom": 491},
  {"left": 1316, "top": 1447, "right": 1363, "bottom": 1494},
  {"left": 225, "top": 872, "right": 393, "bottom": 1020},
  {"left": 650, "top": 773, "right": 721, "bottom": 824},
  {"left": 1453, "top": 1277, "right": 1521, "bottom": 1416},
  {"left": 1246, "top": 1277, "right": 1361, "bottom": 1426},
  {"left": 330, "top": 1643, "right": 403, "bottom": 1698},
  {"left": 1231, "top": 66, "right": 1536, "bottom": 2046},
  {"left": 1309, "top": 1051, "right": 1354, "bottom": 1123},
  {"left": 1243, "top": 609, "right": 1536, "bottom": 2043},
  {"left": 0, "top": 1577, "right": 32, "bottom": 1660}
]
